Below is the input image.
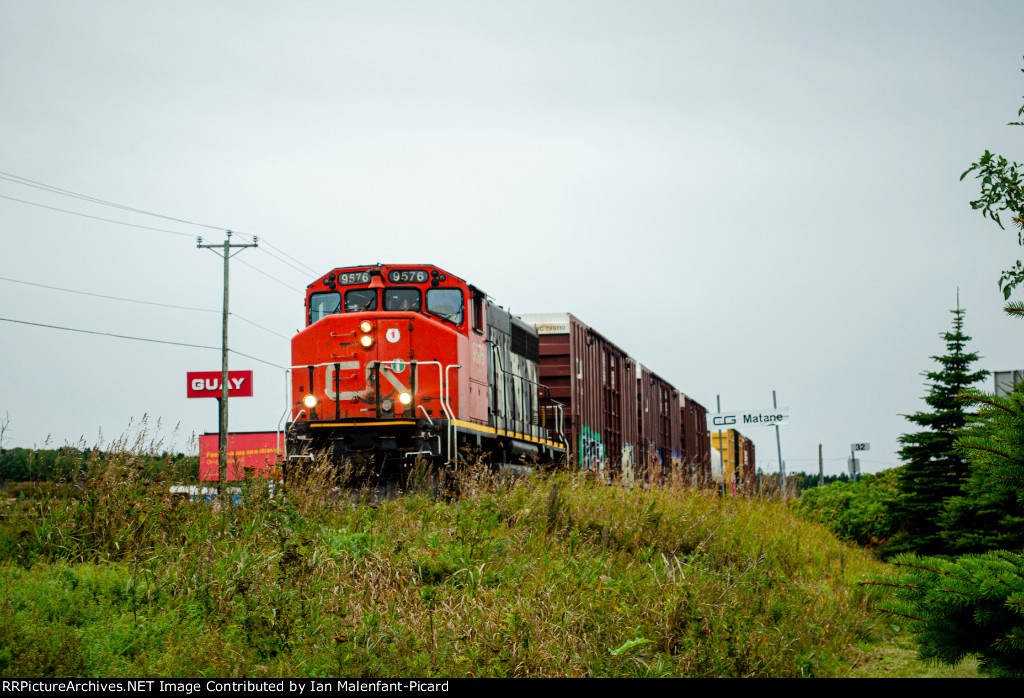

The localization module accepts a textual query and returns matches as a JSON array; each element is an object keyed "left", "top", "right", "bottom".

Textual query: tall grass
[{"left": 0, "top": 434, "right": 884, "bottom": 677}]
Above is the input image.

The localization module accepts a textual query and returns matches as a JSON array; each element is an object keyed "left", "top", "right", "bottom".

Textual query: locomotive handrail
[
  {"left": 444, "top": 364, "right": 461, "bottom": 462},
  {"left": 286, "top": 355, "right": 557, "bottom": 467},
  {"left": 490, "top": 345, "right": 528, "bottom": 438},
  {"left": 488, "top": 347, "right": 551, "bottom": 441},
  {"left": 279, "top": 368, "right": 292, "bottom": 460},
  {"left": 276, "top": 404, "right": 292, "bottom": 463},
  {"left": 286, "top": 358, "right": 455, "bottom": 465},
  {"left": 282, "top": 407, "right": 308, "bottom": 484},
  {"left": 549, "top": 400, "right": 567, "bottom": 453},
  {"left": 287, "top": 359, "right": 443, "bottom": 418},
  {"left": 415, "top": 405, "right": 442, "bottom": 458}
]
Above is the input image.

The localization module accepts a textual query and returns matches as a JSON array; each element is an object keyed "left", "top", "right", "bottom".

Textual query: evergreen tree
[
  {"left": 939, "top": 388, "right": 1024, "bottom": 554},
  {"left": 886, "top": 303, "right": 988, "bottom": 557},
  {"left": 866, "top": 549, "right": 1024, "bottom": 677},
  {"left": 866, "top": 387, "right": 1024, "bottom": 678}
]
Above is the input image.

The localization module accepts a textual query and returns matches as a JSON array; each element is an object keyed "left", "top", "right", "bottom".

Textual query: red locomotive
[
  {"left": 287, "top": 264, "right": 566, "bottom": 475},
  {"left": 286, "top": 263, "right": 715, "bottom": 483}
]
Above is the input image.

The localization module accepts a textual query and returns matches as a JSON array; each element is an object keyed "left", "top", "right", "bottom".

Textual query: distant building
[{"left": 994, "top": 370, "right": 1024, "bottom": 397}]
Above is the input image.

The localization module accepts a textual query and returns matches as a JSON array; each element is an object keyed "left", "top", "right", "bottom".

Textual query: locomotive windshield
[
  {"left": 309, "top": 292, "right": 341, "bottom": 324},
  {"left": 426, "top": 288, "right": 463, "bottom": 324},
  {"left": 345, "top": 289, "right": 377, "bottom": 312},
  {"left": 384, "top": 288, "right": 421, "bottom": 311},
  {"left": 308, "top": 273, "right": 464, "bottom": 325}
]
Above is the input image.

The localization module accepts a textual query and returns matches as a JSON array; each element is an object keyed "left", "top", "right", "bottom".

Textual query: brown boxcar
[
  {"left": 740, "top": 435, "right": 756, "bottom": 495},
  {"left": 520, "top": 313, "right": 724, "bottom": 489},
  {"left": 519, "top": 313, "right": 640, "bottom": 479},
  {"left": 681, "top": 393, "right": 711, "bottom": 486},
  {"left": 637, "top": 364, "right": 682, "bottom": 483}
]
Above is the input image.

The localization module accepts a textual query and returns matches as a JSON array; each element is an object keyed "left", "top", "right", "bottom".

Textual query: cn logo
[{"left": 712, "top": 415, "right": 737, "bottom": 426}]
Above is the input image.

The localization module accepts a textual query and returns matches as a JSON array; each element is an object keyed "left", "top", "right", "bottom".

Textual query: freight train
[{"left": 285, "top": 263, "right": 719, "bottom": 483}]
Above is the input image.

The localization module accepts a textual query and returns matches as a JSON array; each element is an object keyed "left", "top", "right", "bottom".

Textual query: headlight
[
  {"left": 398, "top": 392, "right": 412, "bottom": 405},
  {"left": 360, "top": 335, "right": 373, "bottom": 348},
  {"left": 303, "top": 394, "right": 318, "bottom": 409},
  {"left": 360, "top": 320, "right": 373, "bottom": 333}
]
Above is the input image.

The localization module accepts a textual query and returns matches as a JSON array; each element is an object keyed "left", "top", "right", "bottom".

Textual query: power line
[
  {"left": 0, "top": 316, "right": 285, "bottom": 369},
  {"left": 0, "top": 190, "right": 306, "bottom": 292},
  {"left": 1, "top": 275, "right": 215, "bottom": 313},
  {"left": 229, "top": 348, "right": 286, "bottom": 369},
  {"left": 261, "top": 239, "right": 319, "bottom": 275},
  {"left": 0, "top": 193, "right": 195, "bottom": 238},
  {"left": 237, "top": 257, "right": 303, "bottom": 292},
  {"left": 0, "top": 171, "right": 226, "bottom": 231},
  {"left": 0, "top": 169, "right": 318, "bottom": 275},
  {"left": 0, "top": 275, "right": 291, "bottom": 340},
  {"left": 230, "top": 314, "right": 291, "bottom": 341},
  {"left": 257, "top": 246, "right": 317, "bottom": 277}
]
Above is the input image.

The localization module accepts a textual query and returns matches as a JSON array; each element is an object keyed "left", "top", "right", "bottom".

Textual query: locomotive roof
[{"left": 307, "top": 263, "right": 474, "bottom": 291}]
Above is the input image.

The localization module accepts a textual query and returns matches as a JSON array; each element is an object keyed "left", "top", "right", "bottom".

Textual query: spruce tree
[
  {"left": 886, "top": 303, "right": 988, "bottom": 557},
  {"left": 939, "top": 388, "right": 1024, "bottom": 554},
  {"left": 866, "top": 387, "right": 1024, "bottom": 678}
]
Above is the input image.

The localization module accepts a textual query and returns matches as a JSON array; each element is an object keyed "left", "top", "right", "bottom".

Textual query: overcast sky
[{"left": 2, "top": 1, "right": 1023, "bottom": 476}]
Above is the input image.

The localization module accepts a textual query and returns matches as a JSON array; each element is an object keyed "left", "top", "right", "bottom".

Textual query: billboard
[
  {"left": 187, "top": 371, "right": 254, "bottom": 398},
  {"left": 199, "top": 431, "right": 281, "bottom": 481}
]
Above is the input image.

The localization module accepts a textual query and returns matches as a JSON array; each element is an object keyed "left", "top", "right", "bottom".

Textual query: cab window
[
  {"left": 309, "top": 292, "right": 341, "bottom": 324},
  {"left": 384, "top": 288, "right": 421, "bottom": 311},
  {"left": 471, "top": 291, "right": 484, "bottom": 333},
  {"left": 345, "top": 289, "right": 377, "bottom": 312},
  {"left": 426, "top": 288, "right": 463, "bottom": 325}
]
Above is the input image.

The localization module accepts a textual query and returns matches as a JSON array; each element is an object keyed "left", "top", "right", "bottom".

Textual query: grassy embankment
[{"left": 0, "top": 442, "right": 969, "bottom": 678}]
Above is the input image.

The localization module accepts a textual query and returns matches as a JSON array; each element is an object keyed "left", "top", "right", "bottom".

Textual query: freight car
[
  {"left": 682, "top": 393, "right": 712, "bottom": 485},
  {"left": 710, "top": 429, "right": 756, "bottom": 494},
  {"left": 518, "top": 313, "right": 711, "bottom": 484},
  {"left": 285, "top": 264, "right": 713, "bottom": 482}
]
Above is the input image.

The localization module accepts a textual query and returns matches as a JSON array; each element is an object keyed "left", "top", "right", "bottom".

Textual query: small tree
[
  {"left": 886, "top": 304, "right": 988, "bottom": 557},
  {"left": 867, "top": 549, "right": 1024, "bottom": 677},
  {"left": 939, "top": 390, "right": 1024, "bottom": 554},
  {"left": 867, "top": 387, "right": 1024, "bottom": 677}
]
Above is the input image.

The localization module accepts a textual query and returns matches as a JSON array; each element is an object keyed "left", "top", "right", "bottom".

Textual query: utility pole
[
  {"left": 773, "top": 390, "right": 785, "bottom": 500},
  {"left": 198, "top": 231, "right": 257, "bottom": 495},
  {"left": 716, "top": 395, "right": 724, "bottom": 496},
  {"left": 818, "top": 443, "right": 824, "bottom": 488}
]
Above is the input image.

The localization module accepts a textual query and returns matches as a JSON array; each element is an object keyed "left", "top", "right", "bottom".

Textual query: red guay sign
[
  {"left": 187, "top": 371, "right": 254, "bottom": 398},
  {"left": 199, "top": 432, "right": 281, "bottom": 481}
]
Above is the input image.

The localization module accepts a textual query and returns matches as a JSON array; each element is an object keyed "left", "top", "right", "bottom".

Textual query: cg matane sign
[{"left": 707, "top": 408, "right": 790, "bottom": 429}]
